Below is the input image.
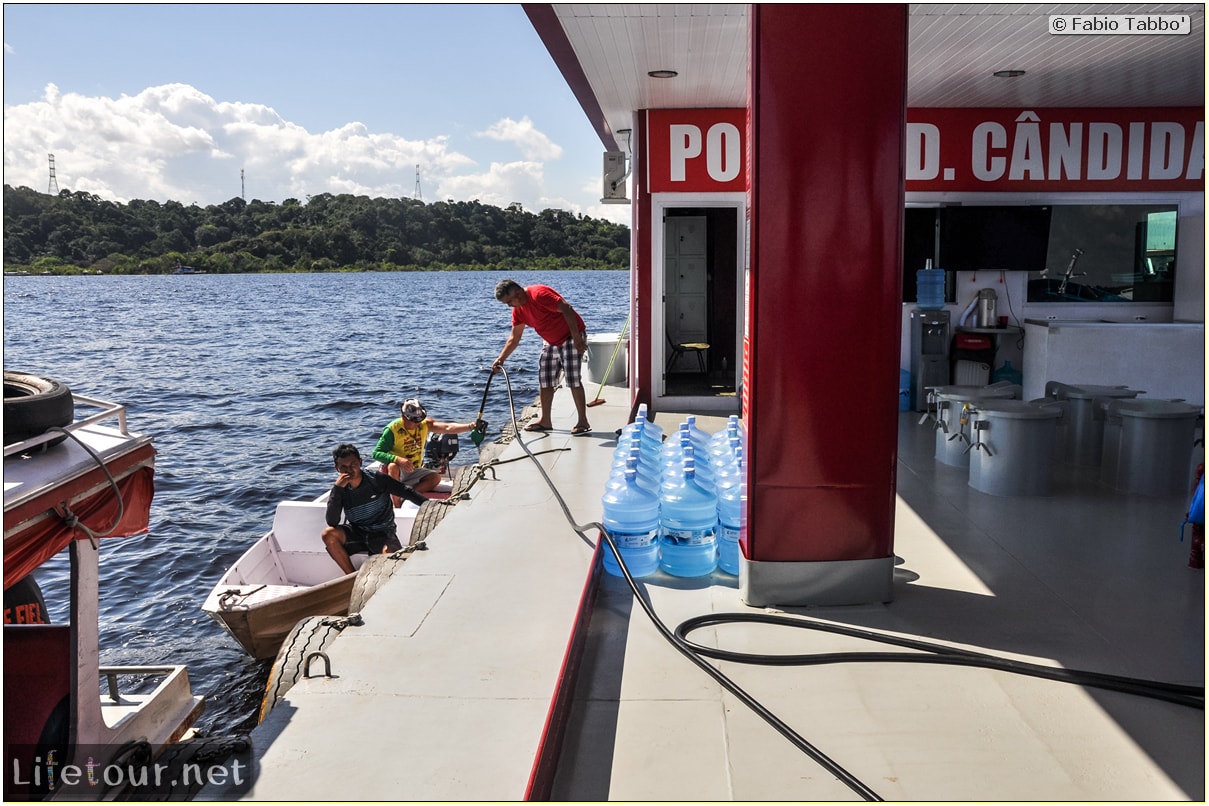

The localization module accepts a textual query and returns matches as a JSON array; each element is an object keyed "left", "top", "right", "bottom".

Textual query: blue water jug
[
  {"left": 708, "top": 432, "right": 740, "bottom": 470},
  {"left": 634, "top": 404, "right": 665, "bottom": 443},
  {"left": 714, "top": 446, "right": 744, "bottom": 487},
  {"left": 659, "top": 459, "right": 719, "bottom": 577},
  {"left": 716, "top": 463, "right": 745, "bottom": 575},
  {"left": 916, "top": 267, "right": 946, "bottom": 310},
  {"left": 616, "top": 425, "right": 662, "bottom": 475},
  {"left": 607, "top": 453, "right": 660, "bottom": 494},
  {"left": 682, "top": 416, "right": 711, "bottom": 451},
  {"left": 663, "top": 440, "right": 713, "bottom": 492},
  {"left": 601, "top": 468, "right": 661, "bottom": 577},
  {"left": 709, "top": 417, "right": 746, "bottom": 456},
  {"left": 619, "top": 419, "right": 662, "bottom": 459}
]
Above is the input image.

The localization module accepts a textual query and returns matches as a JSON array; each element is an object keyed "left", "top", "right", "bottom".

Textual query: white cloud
[
  {"left": 2, "top": 83, "right": 597, "bottom": 218},
  {"left": 476, "top": 116, "right": 563, "bottom": 161},
  {"left": 439, "top": 160, "right": 545, "bottom": 209}
]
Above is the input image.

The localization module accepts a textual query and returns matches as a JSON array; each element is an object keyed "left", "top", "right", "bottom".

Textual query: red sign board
[
  {"left": 645, "top": 107, "right": 1202, "bottom": 193},
  {"left": 647, "top": 109, "right": 747, "bottom": 193},
  {"left": 905, "top": 108, "right": 1204, "bottom": 192}
]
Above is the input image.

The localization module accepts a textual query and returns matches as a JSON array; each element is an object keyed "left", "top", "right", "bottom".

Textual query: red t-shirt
[{"left": 511, "top": 285, "right": 585, "bottom": 345}]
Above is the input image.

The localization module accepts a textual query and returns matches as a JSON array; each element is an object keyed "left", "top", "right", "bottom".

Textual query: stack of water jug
[{"left": 600, "top": 405, "right": 747, "bottom": 579}]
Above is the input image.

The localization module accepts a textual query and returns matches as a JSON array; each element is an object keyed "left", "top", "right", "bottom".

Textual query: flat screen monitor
[{"left": 939, "top": 205, "right": 1051, "bottom": 272}]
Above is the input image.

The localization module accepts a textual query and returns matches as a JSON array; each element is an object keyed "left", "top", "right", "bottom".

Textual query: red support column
[
  {"left": 742, "top": 5, "right": 908, "bottom": 606},
  {"left": 631, "top": 112, "right": 653, "bottom": 415}
]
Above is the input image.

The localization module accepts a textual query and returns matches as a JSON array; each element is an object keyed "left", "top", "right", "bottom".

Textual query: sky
[{"left": 2, "top": 3, "right": 630, "bottom": 224}]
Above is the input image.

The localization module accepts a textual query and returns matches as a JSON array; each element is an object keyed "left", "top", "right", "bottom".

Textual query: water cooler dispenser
[{"left": 910, "top": 309, "right": 950, "bottom": 411}]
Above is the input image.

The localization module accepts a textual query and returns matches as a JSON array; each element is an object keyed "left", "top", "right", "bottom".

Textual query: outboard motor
[{"left": 424, "top": 432, "right": 460, "bottom": 473}]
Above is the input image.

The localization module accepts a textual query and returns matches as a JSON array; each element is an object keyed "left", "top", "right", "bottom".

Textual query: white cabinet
[{"left": 665, "top": 216, "right": 708, "bottom": 371}]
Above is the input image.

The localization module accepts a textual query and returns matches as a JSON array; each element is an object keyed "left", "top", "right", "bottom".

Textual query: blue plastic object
[
  {"left": 1181, "top": 475, "right": 1205, "bottom": 541},
  {"left": 716, "top": 463, "right": 745, "bottom": 575},
  {"left": 991, "top": 360, "right": 1023, "bottom": 386},
  {"left": 659, "top": 460, "right": 718, "bottom": 577},
  {"left": 1191, "top": 477, "right": 1205, "bottom": 525},
  {"left": 916, "top": 268, "right": 946, "bottom": 310},
  {"left": 601, "top": 468, "right": 661, "bottom": 577}
]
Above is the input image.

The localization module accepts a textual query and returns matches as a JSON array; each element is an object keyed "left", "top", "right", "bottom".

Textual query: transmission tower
[
  {"left": 47, "top": 154, "right": 59, "bottom": 195},
  {"left": 413, "top": 164, "right": 423, "bottom": 201},
  {"left": 241, "top": 168, "right": 246, "bottom": 201}
]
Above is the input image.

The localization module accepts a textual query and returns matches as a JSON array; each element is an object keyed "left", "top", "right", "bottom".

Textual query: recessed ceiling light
[
  {"left": 648, "top": 69, "right": 678, "bottom": 79},
  {"left": 993, "top": 69, "right": 1026, "bottom": 78}
]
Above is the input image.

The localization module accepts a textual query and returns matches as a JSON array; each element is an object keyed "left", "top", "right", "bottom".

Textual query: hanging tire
[
  {"left": 410, "top": 499, "right": 451, "bottom": 545},
  {"left": 348, "top": 553, "right": 408, "bottom": 613},
  {"left": 258, "top": 614, "right": 357, "bottom": 724},
  {"left": 449, "top": 464, "right": 481, "bottom": 499},
  {"left": 3, "top": 372, "right": 74, "bottom": 447}
]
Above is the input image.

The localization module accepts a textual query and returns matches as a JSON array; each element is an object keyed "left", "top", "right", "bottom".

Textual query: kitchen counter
[{"left": 1021, "top": 319, "right": 1204, "bottom": 403}]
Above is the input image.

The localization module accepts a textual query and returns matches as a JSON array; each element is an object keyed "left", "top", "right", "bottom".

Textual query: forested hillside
[{"left": 2, "top": 185, "right": 630, "bottom": 274}]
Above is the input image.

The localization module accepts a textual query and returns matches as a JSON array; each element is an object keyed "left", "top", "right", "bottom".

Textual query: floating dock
[{"left": 219, "top": 386, "right": 1203, "bottom": 801}]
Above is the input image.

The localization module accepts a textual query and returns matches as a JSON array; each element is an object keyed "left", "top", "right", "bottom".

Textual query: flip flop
[
  {"left": 524, "top": 422, "right": 551, "bottom": 432},
  {"left": 571, "top": 425, "right": 592, "bottom": 436}
]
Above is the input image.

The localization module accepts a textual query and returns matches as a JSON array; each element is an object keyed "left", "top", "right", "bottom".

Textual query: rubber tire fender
[
  {"left": 3, "top": 372, "right": 74, "bottom": 447},
  {"left": 410, "top": 499, "right": 451, "bottom": 545},
  {"left": 348, "top": 553, "right": 407, "bottom": 613},
  {"left": 449, "top": 464, "right": 481, "bottom": 499},
  {"left": 258, "top": 615, "right": 353, "bottom": 724}
]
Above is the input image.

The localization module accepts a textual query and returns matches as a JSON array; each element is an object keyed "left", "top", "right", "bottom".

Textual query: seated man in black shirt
[{"left": 322, "top": 443, "right": 427, "bottom": 575}]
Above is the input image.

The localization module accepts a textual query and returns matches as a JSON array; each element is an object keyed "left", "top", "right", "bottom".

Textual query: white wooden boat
[
  {"left": 4, "top": 374, "right": 205, "bottom": 799},
  {"left": 202, "top": 476, "right": 452, "bottom": 660}
]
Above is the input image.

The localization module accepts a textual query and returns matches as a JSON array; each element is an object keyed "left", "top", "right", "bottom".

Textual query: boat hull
[
  {"left": 203, "top": 479, "right": 435, "bottom": 659},
  {"left": 206, "top": 574, "right": 357, "bottom": 660}
]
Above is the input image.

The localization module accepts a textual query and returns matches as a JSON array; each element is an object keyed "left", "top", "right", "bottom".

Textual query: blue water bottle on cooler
[
  {"left": 601, "top": 468, "right": 661, "bottom": 578},
  {"left": 658, "top": 458, "right": 719, "bottom": 577}
]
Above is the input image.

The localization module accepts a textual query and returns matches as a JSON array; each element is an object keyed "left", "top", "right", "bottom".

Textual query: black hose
[
  {"left": 494, "top": 368, "right": 1203, "bottom": 801},
  {"left": 676, "top": 612, "right": 1204, "bottom": 710},
  {"left": 497, "top": 367, "right": 883, "bottom": 800}
]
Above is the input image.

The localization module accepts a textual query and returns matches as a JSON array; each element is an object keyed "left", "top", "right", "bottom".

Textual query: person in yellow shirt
[{"left": 373, "top": 398, "right": 475, "bottom": 496}]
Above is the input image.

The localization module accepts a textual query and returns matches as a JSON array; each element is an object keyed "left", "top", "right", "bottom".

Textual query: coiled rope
[{"left": 45, "top": 425, "right": 127, "bottom": 549}]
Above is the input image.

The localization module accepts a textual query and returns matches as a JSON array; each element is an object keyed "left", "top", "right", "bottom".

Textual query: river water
[{"left": 3, "top": 269, "right": 629, "bottom": 735}]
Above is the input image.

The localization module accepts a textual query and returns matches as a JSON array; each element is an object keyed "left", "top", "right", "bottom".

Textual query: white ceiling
[{"left": 543, "top": 3, "right": 1206, "bottom": 149}]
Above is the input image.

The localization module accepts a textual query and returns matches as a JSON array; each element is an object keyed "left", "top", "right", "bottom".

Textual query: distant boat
[{"left": 172, "top": 263, "right": 207, "bottom": 275}]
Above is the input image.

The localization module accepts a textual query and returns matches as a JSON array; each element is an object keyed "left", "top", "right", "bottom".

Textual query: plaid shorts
[{"left": 538, "top": 332, "right": 584, "bottom": 389}]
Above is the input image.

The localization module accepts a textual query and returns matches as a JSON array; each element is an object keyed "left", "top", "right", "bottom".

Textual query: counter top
[
  {"left": 956, "top": 325, "right": 1023, "bottom": 335},
  {"left": 1024, "top": 318, "right": 1202, "bottom": 328}
]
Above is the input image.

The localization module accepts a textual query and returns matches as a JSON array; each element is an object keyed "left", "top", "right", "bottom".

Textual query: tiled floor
[{"left": 552, "top": 410, "right": 1205, "bottom": 801}]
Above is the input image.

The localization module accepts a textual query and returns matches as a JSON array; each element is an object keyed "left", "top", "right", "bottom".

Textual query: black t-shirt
[{"left": 325, "top": 470, "right": 425, "bottom": 533}]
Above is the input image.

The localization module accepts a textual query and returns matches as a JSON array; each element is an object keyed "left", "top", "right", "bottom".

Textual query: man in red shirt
[{"left": 492, "top": 279, "right": 591, "bottom": 435}]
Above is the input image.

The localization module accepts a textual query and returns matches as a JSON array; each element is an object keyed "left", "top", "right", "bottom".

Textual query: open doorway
[{"left": 653, "top": 199, "right": 744, "bottom": 411}]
